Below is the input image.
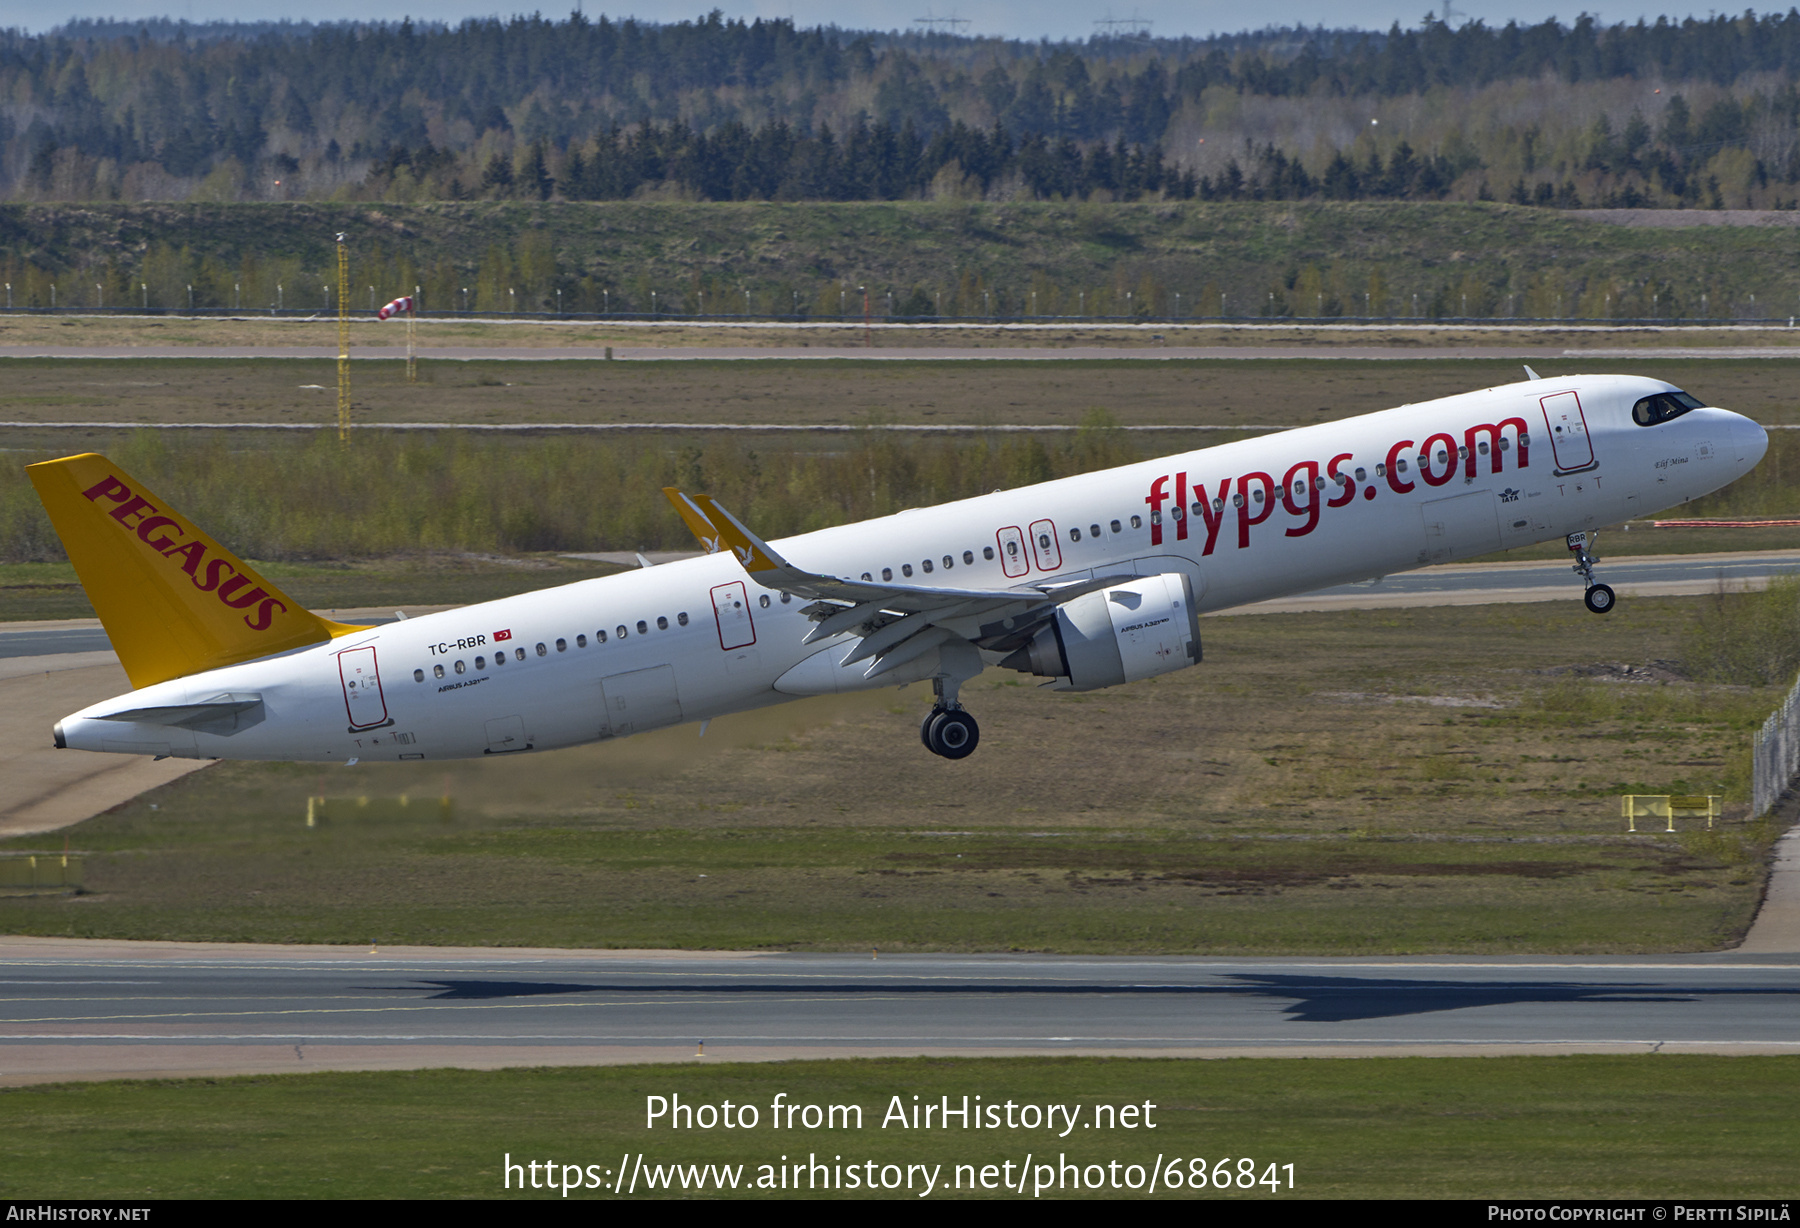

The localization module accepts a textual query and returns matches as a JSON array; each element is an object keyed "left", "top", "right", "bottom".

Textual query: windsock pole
[
  {"left": 407, "top": 285, "right": 417, "bottom": 385},
  {"left": 336, "top": 233, "right": 351, "bottom": 444}
]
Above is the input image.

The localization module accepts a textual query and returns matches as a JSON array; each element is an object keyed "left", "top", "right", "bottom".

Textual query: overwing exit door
[{"left": 710, "top": 581, "right": 756, "bottom": 650}]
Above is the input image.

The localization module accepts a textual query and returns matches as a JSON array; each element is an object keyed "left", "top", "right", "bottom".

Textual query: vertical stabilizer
[{"left": 28, "top": 453, "right": 366, "bottom": 689}]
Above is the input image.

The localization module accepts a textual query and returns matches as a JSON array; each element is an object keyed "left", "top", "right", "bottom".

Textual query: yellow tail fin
[{"left": 28, "top": 453, "right": 366, "bottom": 689}]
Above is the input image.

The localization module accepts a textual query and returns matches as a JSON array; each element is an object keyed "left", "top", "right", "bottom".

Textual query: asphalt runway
[{"left": 0, "top": 942, "right": 1795, "bottom": 1083}]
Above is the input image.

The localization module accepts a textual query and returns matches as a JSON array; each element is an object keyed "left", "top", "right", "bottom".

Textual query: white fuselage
[{"left": 58, "top": 374, "right": 1769, "bottom": 763}]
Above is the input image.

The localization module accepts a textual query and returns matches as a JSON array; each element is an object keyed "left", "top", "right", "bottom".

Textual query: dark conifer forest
[{"left": 5, "top": 12, "right": 1800, "bottom": 210}]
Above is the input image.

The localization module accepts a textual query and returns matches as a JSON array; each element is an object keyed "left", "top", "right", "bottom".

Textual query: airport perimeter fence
[
  {"left": 1752, "top": 671, "right": 1800, "bottom": 816},
  {"left": 7, "top": 305, "right": 1800, "bottom": 327}
]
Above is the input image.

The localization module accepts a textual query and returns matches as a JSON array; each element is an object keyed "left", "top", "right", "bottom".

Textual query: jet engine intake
[{"left": 1000, "top": 572, "right": 1201, "bottom": 691}]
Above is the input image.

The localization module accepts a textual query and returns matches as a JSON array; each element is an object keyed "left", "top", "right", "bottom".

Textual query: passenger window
[
  {"left": 902, "top": 563, "right": 914, "bottom": 577},
  {"left": 455, "top": 660, "right": 466, "bottom": 674},
  {"left": 556, "top": 638, "right": 567, "bottom": 652},
  {"left": 921, "top": 559, "right": 933, "bottom": 573},
  {"left": 1397, "top": 459, "right": 1409, "bottom": 473},
  {"left": 943, "top": 555, "right": 953, "bottom": 569},
  {"left": 1005, "top": 541, "right": 1018, "bottom": 557},
  {"left": 414, "top": 668, "right": 425, "bottom": 682},
  {"left": 596, "top": 630, "right": 607, "bottom": 643},
  {"left": 780, "top": 593, "right": 791, "bottom": 603},
  {"left": 882, "top": 567, "right": 893, "bottom": 580},
  {"left": 637, "top": 620, "right": 648, "bottom": 635},
  {"left": 656, "top": 616, "right": 669, "bottom": 630},
  {"left": 536, "top": 642, "right": 547, "bottom": 656},
  {"left": 576, "top": 634, "right": 587, "bottom": 647},
  {"left": 1477, "top": 442, "right": 1489, "bottom": 455},
  {"left": 1069, "top": 527, "right": 1081, "bottom": 541},
  {"left": 515, "top": 648, "right": 525, "bottom": 661},
  {"left": 1090, "top": 524, "right": 1101, "bottom": 537},
  {"left": 1110, "top": 520, "right": 1122, "bottom": 533},
  {"left": 433, "top": 664, "right": 445, "bottom": 679},
  {"left": 759, "top": 594, "right": 770, "bottom": 607},
  {"left": 617, "top": 625, "right": 628, "bottom": 639},
  {"left": 1354, "top": 467, "right": 1367, "bottom": 481},
  {"left": 493, "top": 652, "right": 504, "bottom": 666},
  {"left": 862, "top": 572, "right": 873, "bottom": 580},
  {"left": 679, "top": 611, "right": 691, "bottom": 624},
  {"left": 1376, "top": 463, "right": 1387, "bottom": 477},
  {"left": 1131, "top": 514, "right": 1144, "bottom": 526},
  {"left": 982, "top": 547, "right": 994, "bottom": 560},
  {"left": 963, "top": 551, "right": 974, "bottom": 564}
]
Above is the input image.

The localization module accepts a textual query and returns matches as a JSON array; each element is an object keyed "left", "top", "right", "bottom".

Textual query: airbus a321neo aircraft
[{"left": 30, "top": 371, "right": 1767, "bottom": 763}]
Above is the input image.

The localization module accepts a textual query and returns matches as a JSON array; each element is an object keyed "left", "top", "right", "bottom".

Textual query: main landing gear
[
  {"left": 920, "top": 673, "right": 980, "bottom": 759},
  {"left": 1568, "top": 532, "right": 1616, "bottom": 615},
  {"left": 921, "top": 707, "right": 979, "bottom": 759}
]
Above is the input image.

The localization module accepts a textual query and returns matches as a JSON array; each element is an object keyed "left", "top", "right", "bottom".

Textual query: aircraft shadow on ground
[{"left": 374, "top": 975, "right": 1800, "bottom": 1023}]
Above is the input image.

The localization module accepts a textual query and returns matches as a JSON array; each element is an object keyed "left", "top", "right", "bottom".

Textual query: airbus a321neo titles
[{"left": 30, "top": 371, "right": 1767, "bottom": 762}]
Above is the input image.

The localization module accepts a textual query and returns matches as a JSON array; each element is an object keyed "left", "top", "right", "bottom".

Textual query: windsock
[{"left": 377, "top": 295, "right": 415, "bottom": 320}]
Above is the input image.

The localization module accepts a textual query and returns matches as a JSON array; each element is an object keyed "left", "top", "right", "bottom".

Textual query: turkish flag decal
[{"left": 494, "top": 629, "right": 513, "bottom": 642}]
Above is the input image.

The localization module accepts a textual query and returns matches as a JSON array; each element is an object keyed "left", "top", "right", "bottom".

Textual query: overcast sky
[{"left": 0, "top": 2, "right": 1746, "bottom": 40}]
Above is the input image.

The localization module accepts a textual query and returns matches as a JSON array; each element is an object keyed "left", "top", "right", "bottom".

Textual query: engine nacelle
[{"left": 1000, "top": 572, "right": 1201, "bottom": 692}]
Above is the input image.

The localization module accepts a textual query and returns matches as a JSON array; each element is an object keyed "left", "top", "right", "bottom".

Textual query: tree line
[{"left": 8, "top": 13, "right": 1800, "bottom": 209}]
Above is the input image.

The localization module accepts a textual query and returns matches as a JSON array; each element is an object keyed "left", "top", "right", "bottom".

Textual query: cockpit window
[{"left": 1632, "top": 390, "right": 1705, "bottom": 426}]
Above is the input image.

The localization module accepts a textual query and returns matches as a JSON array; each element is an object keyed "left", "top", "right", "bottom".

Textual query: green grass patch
[
  {"left": 1, "top": 598, "right": 1782, "bottom": 952},
  {"left": 3, "top": 1056, "right": 1795, "bottom": 1199}
]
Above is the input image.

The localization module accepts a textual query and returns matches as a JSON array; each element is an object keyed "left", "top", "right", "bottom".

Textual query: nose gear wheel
[{"left": 1567, "top": 532, "right": 1614, "bottom": 615}]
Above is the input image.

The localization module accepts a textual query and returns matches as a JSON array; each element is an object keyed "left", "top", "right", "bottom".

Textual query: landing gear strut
[
  {"left": 1568, "top": 532, "right": 1615, "bottom": 615},
  {"left": 920, "top": 672, "right": 980, "bottom": 759}
]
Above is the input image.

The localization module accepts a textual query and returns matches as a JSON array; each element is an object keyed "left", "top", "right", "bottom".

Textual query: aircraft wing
[{"left": 663, "top": 488, "right": 1130, "bottom": 678}]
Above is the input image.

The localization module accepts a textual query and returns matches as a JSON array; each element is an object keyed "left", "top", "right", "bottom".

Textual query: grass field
[
  {"left": 3, "top": 1056, "right": 1796, "bottom": 1199},
  {"left": 0, "top": 353, "right": 1797, "bottom": 430},
  {"left": 0, "top": 597, "right": 1779, "bottom": 953},
  {"left": 8, "top": 313, "right": 1800, "bottom": 352},
  {"left": 8, "top": 199, "right": 1800, "bottom": 326}
]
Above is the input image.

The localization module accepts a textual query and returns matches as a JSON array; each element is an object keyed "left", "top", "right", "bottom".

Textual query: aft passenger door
[{"left": 337, "top": 646, "right": 390, "bottom": 731}]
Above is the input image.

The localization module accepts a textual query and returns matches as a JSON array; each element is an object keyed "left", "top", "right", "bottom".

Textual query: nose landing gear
[{"left": 1568, "top": 532, "right": 1615, "bottom": 614}]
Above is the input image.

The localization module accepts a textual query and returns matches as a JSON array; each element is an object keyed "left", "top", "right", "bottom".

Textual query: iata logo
[
  {"left": 81, "top": 474, "right": 288, "bottom": 631},
  {"left": 1500, "top": 487, "right": 1521, "bottom": 504}
]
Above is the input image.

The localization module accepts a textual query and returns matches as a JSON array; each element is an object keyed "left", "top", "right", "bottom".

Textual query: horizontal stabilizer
[{"left": 97, "top": 693, "right": 265, "bottom": 735}]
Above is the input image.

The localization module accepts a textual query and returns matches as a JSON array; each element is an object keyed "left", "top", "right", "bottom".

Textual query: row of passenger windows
[
  {"left": 411, "top": 613, "right": 693, "bottom": 682},
  {"left": 860, "top": 519, "right": 1151, "bottom": 581}
]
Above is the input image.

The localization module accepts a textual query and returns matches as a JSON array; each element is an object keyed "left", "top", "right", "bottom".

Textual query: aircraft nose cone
[{"left": 1737, "top": 415, "right": 1770, "bottom": 468}]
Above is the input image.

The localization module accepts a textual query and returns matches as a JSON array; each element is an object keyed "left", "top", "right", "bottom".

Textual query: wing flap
[{"left": 658, "top": 487, "right": 1140, "bottom": 675}]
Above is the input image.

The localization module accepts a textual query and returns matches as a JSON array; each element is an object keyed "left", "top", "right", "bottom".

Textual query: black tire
[
  {"left": 928, "top": 709, "right": 980, "bottom": 760},
  {"left": 1584, "top": 583, "right": 1616, "bottom": 614},
  {"left": 921, "top": 710, "right": 942, "bottom": 750}
]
